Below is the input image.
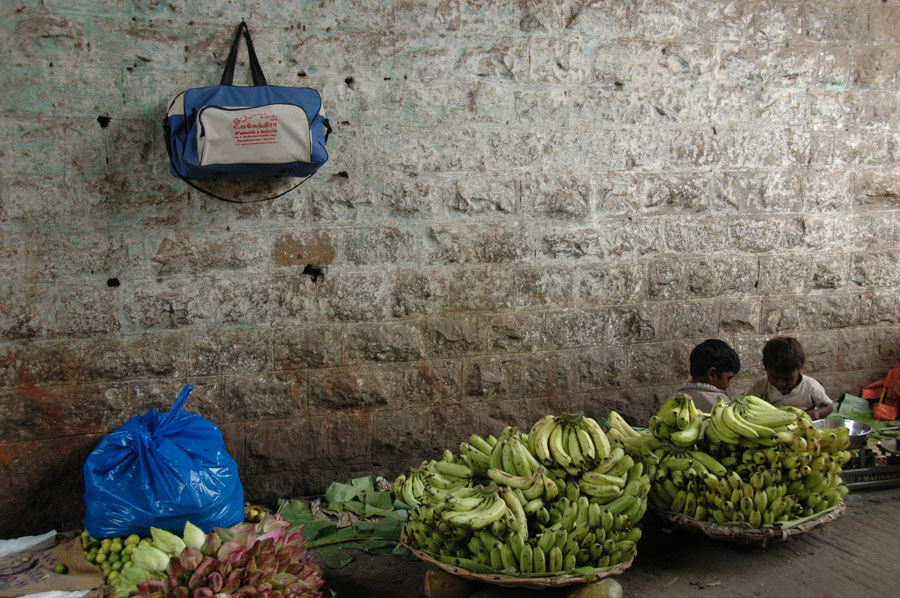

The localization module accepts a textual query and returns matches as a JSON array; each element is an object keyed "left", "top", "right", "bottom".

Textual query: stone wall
[{"left": 1, "top": 1, "right": 898, "bottom": 536}]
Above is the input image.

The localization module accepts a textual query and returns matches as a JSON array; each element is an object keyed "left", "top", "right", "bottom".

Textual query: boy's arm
[{"left": 805, "top": 379, "right": 833, "bottom": 419}]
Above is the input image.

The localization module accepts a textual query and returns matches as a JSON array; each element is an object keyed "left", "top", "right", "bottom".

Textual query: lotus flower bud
[
  {"left": 193, "top": 556, "right": 218, "bottom": 578},
  {"left": 188, "top": 572, "right": 208, "bottom": 591},
  {"left": 133, "top": 545, "right": 173, "bottom": 572},
  {"left": 168, "top": 555, "right": 187, "bottom": 580},
  {"left": 180, "top": 547, "right": 204, "bottom": 571},
  {"left": 192, "top": 587, "right": 214, "bottom": 598},
  {"left": 183, "top": 521, "right": 207, "bottom": 551},
  {"left": 201, "top": 534, "right": 222, "bottom": 557},
  {"left": 151, "top": 527, "right": 187, "bottom": 556},
  {"left": 208, "top": 571, "right": 224, "bottom": 593},
  {"left": 137, "top": 581, "right": 165, "bottom": 594}
]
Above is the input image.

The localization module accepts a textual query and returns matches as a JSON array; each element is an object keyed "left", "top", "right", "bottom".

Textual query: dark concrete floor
[{"left": 319, "top": 487, "right": 900, "bottom": 598}]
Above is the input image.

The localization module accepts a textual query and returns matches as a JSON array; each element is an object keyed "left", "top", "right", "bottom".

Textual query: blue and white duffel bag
[{"left": 164, "top": 21, "right": 330, "bottom": 197}]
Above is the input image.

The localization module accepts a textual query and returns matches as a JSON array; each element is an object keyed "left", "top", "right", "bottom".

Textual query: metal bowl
[
  {"left": 881, "top": 438, "right": 900, "bottom": 456},
  {"left": 812, "top": 418, "right": 871, "bottom": 450}
]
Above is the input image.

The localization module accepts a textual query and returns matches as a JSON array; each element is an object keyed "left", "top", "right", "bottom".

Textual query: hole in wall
[
  {"left": 107, "top": 278, "right": 120, "bottom": 287},
  {"left": 302, "top": 264, "right": 326, "bottom": 283},
  {"left": 97, "top": 115, "right": 111, "bottom": 128}
]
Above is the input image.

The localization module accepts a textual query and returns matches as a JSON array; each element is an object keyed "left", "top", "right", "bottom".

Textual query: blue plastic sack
[{"left": 83, "top": 385, "right": 244, "bottom": 537}]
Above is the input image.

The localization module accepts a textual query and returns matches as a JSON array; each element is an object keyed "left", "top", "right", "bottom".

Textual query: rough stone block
[
  {"left": 576, "top": 262, "right": 645, "bottom": 306},
  {"left": 515, "top": 267, "right": 575, "bottom": 308},
  {"left": 343, "top": 321, "right": 427, "bottom": 364},
  {"left": 799, "top": 294, "right": 859, "bottom": 330},
  {"left": 874, "top": 328, "right": 900, "bottom": 367},
  {"left": 462, "top": 356, "right": 510, "bottom": 400},
  {"left": 659, "top": 300, "right": 720, "bottom": 339},
  {"left": 485, "top": 312, "right": 550, "bottom": 353},
  {"left": 47, "top": 286, "right": 120, "bottom": 337},
  {"left": 850, "top": 251, "right": 900, "bottom": 287},
  {"left": 0, "top": 434, "right": 99, "bottom": 538},
  {"left": 540, "top": 226, "right": 605, "bottom": 259},
  {"left": 712, "top": 170, "right": 803, "bottom": 213},
  {"left": 686, "top": 256, "right": 758, "bottom": 297},
  {"left": 603, "top": 219, "right": 664, "bottom": 258},
  {"left": 445, "top": 266, "right": 515, "bottom": 312},
  {"left": 272, "top": 324, "right": 343, "bottom": 369},
  {"left": 123, "top": 377, "right": 224, "bottom": 427},
  {"left": 647, "top": 260, "right": 686, "bottom": 300},
  {"left": 308, "top": 365, "right": 402, "bottom": 411},
  {"left": 859, "top": 290, "right": 900, "bottom": 326},
  {"left": 447, "top": 176, "right": 518, "bottom": 216},
  {"left": 427, "top": 223, "right": 531, "bottom": 264},
  {"left": 13, "top": 339, "right": 83, "bottom": 386},
  {"left": 607, "top": 304, "right": 659, "bottom": 341},
  {"left": 483, "top": 397, "right": 537, "bottom": 436},
  {"left": 718, "top": 297, "right": 761, "bottom": 334},
  {"left": 393, "top": 0, "right": 461, "bottom": 33},
  {"left": 389, "top": 268, "right": 448, "bottom": 318},
  {"left": 425, "top": 317, "right": 483, "bottom": 358},
  {"left": 575, "top": 347, "right": 627, "bottom": 392},
  {"left": 502, "top": 352, "right": 574, "bottom": 398},
  {"left": 803, "top": 169, "right": 853, "bottom": 211},
  {"left": 223, "top": 372, "right": 305, "bottom": 422},
  {"left": 850, "top": 46, "right": 900, "bottom": 90},
  {"left": 659, "top": 216, "right": 727, "bottom": 254},
  {"left": 647, "top": 171, "right": 713, "bottom": 213},
  {"left": 592, "top": 173, "right": 641, "bottom": 215},
  {"left": 372, "top": 406, "right": 435, "bottom": 462},
  {"left": 0, "top": 385, "right": 109, "bottom": 442},
  {"left": 430, "top": 401, "right": 495, "bottom": 449},
  {"left": 317, "top": 271, "right": 387, "bottom": 321},
  {"left": 120, "top": 278, "right": 218, "bottom": 331},
  {"left": 760, "top": 297, "right": 802, "bottom": 334},
  {"left": 244, "top": 416, "right": 331, "bottom": 475},
  {"left": 806, "top": 93, "right": 854, "bottom": 130},
  {"left": 855, "top": 169, "right": 900, "bottom": 208},
  {"left": 189, "top": 328, "right": 271, "bottom": 376},
  {"left": 810, "top": 253, "right": 848, "bottom": 290},
  {"left": 803, "top": 2, "right": 868, "bottom": 42},
  {"left": 758, "top": 254, "right": 808, "bottom": 299},
  {"left": 83, "top": 332, "right": 186, "bottom": 382},
  {"left": 521, "top": 174, "right": 590, "bottom": 220},
  {"left": 402, "top": 359, "right": 462, "bottom": 404},
  {"left": 544, "top": 309, "right": 610, "bottom": 348},
  {"left": 727, "top": 218, "right": 783, "bottom": 253},
  {"left": 324, "top": 410, "right": 375, "bottom": 461},
  {"left": 336, "top": 226, "right": 419, "bottom": 266}
]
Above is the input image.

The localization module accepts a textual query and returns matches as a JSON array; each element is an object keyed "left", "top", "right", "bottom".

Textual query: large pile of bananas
[
  {"left": 609, "top": 395, "right": 851, "bottom": 528},
  {"left": 395, "top": 414, "right": 649, "bottom": 577}
]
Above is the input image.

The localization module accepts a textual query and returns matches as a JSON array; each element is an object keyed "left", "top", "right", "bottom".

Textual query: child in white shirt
[{"left": 749, "top": 336, "right": 833, "bottom": 420}]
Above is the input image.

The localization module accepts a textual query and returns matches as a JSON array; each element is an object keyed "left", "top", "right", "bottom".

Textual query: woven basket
[
  {"left": 400, "top": 529, "right": 633, "bottom": 589},
  {"left": 652, "top": 501, "right": 846, "bottom": 547}
]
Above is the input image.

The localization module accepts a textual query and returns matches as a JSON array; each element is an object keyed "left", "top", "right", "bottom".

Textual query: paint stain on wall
[{"left": 273, "top": 232, "right": 335, "bottom": 267}]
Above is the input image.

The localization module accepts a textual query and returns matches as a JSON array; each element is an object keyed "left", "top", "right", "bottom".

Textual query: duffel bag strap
[
  {"left": 220, "top": 20, "right": 267, "bottom": 87},
  {"left": 179, "top": 175, "right": 313, "bottom": 204}
]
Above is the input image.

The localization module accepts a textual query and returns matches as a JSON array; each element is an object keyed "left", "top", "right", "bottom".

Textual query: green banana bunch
[
  {"left": 528, "top": 413, "right": 613, "bottom": 472},
  {"left": 643, "top": 398, "right": 849, "bottom": 528},
  {"left": 401, "top": 413, "right": 651, "bottom": 578},
  {"left": 649, "top": 394, "right": 703, "bottom": 447}
]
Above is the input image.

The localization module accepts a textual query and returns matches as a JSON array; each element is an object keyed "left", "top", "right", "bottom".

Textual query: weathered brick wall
[{"left": 1, "top": 1, "right": 898, "bottom": 536}]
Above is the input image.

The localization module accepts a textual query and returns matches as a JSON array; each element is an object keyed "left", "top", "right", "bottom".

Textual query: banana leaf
[{"left": 276, "top": 477, "right": 409, "bottom": 570}]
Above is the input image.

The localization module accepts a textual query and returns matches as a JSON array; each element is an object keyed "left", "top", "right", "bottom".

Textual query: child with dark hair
[
  {"left": 675, "top": 339, "right": 742, "bottom": 412},
  {"left": 749, "top": 336, "right": 833, "bottom": 419}
]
